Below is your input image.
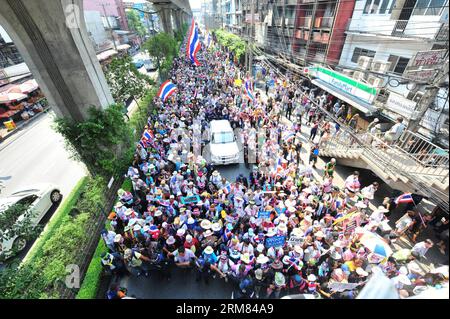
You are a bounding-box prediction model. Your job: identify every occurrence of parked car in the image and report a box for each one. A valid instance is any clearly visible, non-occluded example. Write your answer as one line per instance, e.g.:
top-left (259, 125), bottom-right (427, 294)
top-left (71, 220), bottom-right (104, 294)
top-left (144, 59), bottom-right (157, 72)
top-left (0, 183), bottom-right (61, 260)
top-left (133, 59), bottom-right (145, 69)
top-left (209, 120), bottom-right (240, 165)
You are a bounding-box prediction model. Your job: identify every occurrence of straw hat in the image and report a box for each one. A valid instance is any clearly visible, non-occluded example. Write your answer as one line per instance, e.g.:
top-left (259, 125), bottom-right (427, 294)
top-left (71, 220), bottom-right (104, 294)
top-left (356, 267), bottom-right (369, 277)
top-left (240, 253), bottom-right (251, 264)
top-left (114, 234), bottom-right (122, 243)
top-left (166, 236), bottom-right (176, 245)
top-left (256, 244), bottom-right (265, 253)
top-left (200, 219), bottom-right (212, 229)
top-left (211, 222), bottom-right (222, 232)
top-left (291, 228), bottom-right (303, 237)
top-left (256, 254), bottom-right (269, 264)
top-left (176, 228), bottom-right (186, 237)
top-left (266, 228), bottom-right (277, 237)
top-left (203, 246), bottom-right (214, 255)
top-left (204, 229), bottom-right (214, 237)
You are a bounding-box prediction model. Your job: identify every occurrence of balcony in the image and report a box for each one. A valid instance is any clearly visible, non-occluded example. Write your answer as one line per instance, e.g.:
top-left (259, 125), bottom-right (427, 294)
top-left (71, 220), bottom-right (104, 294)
top-left (302, 16), bottom-right (312, 28)
top-left (314, 16), bottom-right (334, 28)
top-left (391, 20), bottom-right (408, 37)
top-left (285, 18), bottom-right (295, 26)
top-left (312, 30), bottom-right (330, 44)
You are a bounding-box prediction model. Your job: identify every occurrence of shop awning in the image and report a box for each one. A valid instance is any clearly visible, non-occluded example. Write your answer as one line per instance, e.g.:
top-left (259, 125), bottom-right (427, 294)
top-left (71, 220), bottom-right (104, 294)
top-left (312, 79), bottom-right (379, 116)
top-left (96, 49), bottom-right (118, 62)
top-left (116, 44), bottom-right (131, 51)
top-left (0, 91), bottom-right (28, 104)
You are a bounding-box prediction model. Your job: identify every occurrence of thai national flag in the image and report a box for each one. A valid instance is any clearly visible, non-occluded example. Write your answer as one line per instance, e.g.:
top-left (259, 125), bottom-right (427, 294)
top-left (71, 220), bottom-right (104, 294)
top-left (157, 80), bottom-right (177, 102)
top-left (394, 193), bottom-right (414, 205)
top-left (187, 19), bottom-right (201, 66)
top-left (222, 184), bottom-right (232, 195)
top-left (244, 79), bottom-right (255, 102)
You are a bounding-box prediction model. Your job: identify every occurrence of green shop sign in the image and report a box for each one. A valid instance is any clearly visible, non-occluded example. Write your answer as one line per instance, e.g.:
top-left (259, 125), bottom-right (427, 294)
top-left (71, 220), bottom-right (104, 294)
top-left (311, 67), bottom-right (378, 103)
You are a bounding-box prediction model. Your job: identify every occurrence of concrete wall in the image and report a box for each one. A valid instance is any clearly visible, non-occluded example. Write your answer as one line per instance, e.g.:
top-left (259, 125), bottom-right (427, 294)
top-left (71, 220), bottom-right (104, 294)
top-left (84, 10), bottom-right (110, 48)
top-left (0, 0), bottom-right (114, 121)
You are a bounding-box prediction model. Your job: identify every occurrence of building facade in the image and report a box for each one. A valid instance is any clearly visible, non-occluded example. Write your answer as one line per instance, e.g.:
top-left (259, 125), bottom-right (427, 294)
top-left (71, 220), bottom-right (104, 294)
top-left (335, 0), bottom-right (449, 143)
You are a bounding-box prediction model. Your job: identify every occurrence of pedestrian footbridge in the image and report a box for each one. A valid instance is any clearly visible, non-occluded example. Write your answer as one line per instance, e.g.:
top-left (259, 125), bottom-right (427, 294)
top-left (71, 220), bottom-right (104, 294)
top-left (320, 128), bottom-right (449, 211)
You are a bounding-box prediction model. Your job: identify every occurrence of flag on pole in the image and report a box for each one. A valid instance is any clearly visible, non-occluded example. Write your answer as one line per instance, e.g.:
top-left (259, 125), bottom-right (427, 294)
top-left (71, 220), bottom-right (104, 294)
top-left (187, 19), bottom-right (201, 66)
top-left (394, 193), bottom-right (414, 205)
top-left (157, 80), bottom-right (177, 102)
top-left (244, 79), bottom-right (255, 101)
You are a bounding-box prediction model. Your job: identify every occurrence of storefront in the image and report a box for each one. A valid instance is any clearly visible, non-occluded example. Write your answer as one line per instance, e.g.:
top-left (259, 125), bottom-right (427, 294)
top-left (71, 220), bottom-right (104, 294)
top-left (309, 66), bottom-right (380, 129)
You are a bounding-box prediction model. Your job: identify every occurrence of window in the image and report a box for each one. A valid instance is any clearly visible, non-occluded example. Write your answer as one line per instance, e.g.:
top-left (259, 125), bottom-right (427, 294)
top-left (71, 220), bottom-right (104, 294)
top-left (212, 132), bottom-right (235, 144)
top-left (363, 0), bottom-right (373, 13)
top-left (389, 0), bottom-right (397, 13)
top-left (351, 47), bottom-right (376, 63)
top-left (371, 0), bottom-right (381, 13)
top-left (413, 0), bottom-right (447, 15)
top-left (388, 55), bottom-right (410, 74)
top-left (379, 0), bottom-right (390, 13)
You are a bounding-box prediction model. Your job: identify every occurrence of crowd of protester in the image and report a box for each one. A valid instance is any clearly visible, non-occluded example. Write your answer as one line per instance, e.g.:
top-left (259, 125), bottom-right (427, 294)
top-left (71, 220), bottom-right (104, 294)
top-left (101, 31), bottom-right (448, 299)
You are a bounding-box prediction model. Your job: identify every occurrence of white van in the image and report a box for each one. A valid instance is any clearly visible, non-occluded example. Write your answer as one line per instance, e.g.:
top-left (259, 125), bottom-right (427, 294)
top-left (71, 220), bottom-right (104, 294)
top-left (208, 120), bottom-right (240, 165)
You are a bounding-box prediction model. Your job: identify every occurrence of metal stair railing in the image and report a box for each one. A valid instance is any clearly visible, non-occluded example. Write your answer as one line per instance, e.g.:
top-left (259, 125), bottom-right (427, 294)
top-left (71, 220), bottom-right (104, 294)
top-left (298, 92), bottom-right (449, 212)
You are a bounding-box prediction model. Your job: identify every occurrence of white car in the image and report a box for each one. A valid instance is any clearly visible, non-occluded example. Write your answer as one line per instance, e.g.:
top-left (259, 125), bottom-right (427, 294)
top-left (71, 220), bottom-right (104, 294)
top-left (209, 120), bottom-right (240, 165)
top-left (0, 184), bottom-right (61, 260)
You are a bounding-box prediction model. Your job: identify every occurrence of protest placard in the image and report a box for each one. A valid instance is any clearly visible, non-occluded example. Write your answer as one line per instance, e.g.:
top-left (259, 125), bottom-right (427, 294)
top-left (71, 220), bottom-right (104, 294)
top-left (265, 236), bottom-right (286, 248)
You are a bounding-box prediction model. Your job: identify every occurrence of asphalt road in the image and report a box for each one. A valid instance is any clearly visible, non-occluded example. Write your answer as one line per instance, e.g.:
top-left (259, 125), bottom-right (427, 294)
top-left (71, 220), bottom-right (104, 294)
top-left (0, 110), bottom-right (87, 197)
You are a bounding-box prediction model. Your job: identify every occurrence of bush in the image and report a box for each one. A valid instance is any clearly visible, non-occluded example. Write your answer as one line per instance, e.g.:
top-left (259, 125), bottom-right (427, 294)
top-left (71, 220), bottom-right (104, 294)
top-left (0, 176), bottom-right (108, 299)
top-left (76, 239), bottom-right (107, 299)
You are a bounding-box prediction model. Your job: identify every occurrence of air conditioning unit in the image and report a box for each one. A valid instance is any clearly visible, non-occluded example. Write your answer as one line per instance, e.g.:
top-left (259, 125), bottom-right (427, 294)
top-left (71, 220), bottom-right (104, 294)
top-left (342, 69), bottom-right (353, 77)
top-left (357, 56), bottom-right (373, 70)
top-left (412, 91), bottom-right (424, 103)
top-left (353, 71), bottom-right (366, 81)
top-left (371, 61), bottom-right (391, 73)
top-left (367, 75), bottom-right (384, 87)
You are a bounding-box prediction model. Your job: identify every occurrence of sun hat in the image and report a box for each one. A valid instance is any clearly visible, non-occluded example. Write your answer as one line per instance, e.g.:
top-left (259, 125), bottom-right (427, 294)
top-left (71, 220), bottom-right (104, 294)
top-left (176, 228), bottom-right (186, 237)
top-left (278, 214), bottom-right (288, 222)
top-left (307, 274), bottom-right (317, 282)
top-left (204, 229), bottom-right (214, 237)
top-left (211, 222), bottom-right (222, 232)
top-left (291, 228), bottom-right (303, 237)
top-left (315, 230), bottom-right (325, 238)
top-left (355, 201), bottom-right (367, 209)
top-left (133, 224), bottom-right (141, 231)
top-left (271, 260), bottom-right (283, 270)
top-left (114, 201), bottom-right (123, 208)
top-left (256, 244), bottom-right (265, 253)
top-left (203, 246), bottom-right (214, 255)
top-left (200, 219), bottom-right (212, 229)
top-left (212, 170), bottom-right (220, 176)
top-left (186, 234), bottom-right (193, 243)
top-left (330, 250), bottom-right (342, 260)
top-left (166, 236), bottom-right (176, 245)
top-left (229, 249), bottom-right (241, 260)
top-left (154, 210), bottom-right (163, 217)
top-left (293, 244), bottom-right (303, 254)
top-left (256, 254), bottom-right (269, 264)
top-left (274, 272), bottom-right (286, 286)
top-left (287, 206), bottom-right (296, 213)
top-left (125, 208), bottom-right (134, 216)
top-left (255, 269), bottom-right (263, 280)
top-left (266, 228), bottom-right (277, 237)
top-left (282, 255), bottom-right (292, 265)
top-left (240, 253), bottom-right (251, 264)
top-left (114, 234), bottom-right (122, 243)
top-left (187, 217), bottom-right (195, 225)
top-left (356, 267), bottom-right (369, 277)
top-left (124, 249), bottom-right (132, 259)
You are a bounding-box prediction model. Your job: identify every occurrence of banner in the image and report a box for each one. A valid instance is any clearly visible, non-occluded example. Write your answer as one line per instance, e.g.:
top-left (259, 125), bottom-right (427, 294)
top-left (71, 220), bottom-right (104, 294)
top-left (258, 211), bottom-right (271, 219)
top-left (181, 195), bottom-right (201, 205)
top-left (265, 235), bottom-right (286, 248)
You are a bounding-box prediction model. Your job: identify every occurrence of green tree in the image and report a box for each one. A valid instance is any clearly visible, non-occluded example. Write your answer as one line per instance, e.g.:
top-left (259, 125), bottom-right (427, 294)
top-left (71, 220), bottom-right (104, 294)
top-left (143, 32), bottom-right (177, 81)
top-left (126, 10), bottom-right (146, 38)
top-left (105, 56), bottom-right (154, 105)
top-left (0, 203), bottom-right (41, 258)
top-left (53, 104), bottom-right (134, 178)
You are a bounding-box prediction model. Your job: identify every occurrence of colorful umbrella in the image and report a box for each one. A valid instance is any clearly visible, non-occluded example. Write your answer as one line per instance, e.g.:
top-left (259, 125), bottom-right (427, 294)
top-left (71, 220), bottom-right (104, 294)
top-left (359, 231), bottom-right (393, 258)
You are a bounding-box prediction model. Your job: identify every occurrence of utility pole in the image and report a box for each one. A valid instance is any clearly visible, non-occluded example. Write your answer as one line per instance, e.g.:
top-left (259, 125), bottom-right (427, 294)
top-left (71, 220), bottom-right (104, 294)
top-left (407, 55), bottom-right (449, 133)
top-left (249, 0), bottom-right (255, 75)
top-left (101, 3), bottom-right (118, 51)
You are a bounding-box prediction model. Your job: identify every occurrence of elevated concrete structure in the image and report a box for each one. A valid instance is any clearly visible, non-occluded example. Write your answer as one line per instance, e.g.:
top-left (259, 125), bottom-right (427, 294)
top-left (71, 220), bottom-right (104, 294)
top-left (149, 0), bottom-right (192, 35)
top-left (0, 0), bottom-right (114, 121)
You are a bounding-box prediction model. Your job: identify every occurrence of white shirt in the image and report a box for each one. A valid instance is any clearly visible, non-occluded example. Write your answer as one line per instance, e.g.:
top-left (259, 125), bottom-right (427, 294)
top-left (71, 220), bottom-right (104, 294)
top-left (173, 248), bottom-right (196, 263)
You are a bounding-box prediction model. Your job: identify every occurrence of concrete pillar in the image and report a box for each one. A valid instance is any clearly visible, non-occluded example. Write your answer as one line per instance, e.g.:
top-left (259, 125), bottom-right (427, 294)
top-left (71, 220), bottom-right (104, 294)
top-left (0, 0), bottom-right (114, 122)
top-left (158, 7), bottom-right (174, 36)
top-left (173, 10), bottom-right (182, 31)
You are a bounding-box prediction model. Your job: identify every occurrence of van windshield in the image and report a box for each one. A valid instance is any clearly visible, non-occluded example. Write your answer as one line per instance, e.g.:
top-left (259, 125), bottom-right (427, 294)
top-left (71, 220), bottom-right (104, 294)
top-left (212, 132), bottom-right (235, 144)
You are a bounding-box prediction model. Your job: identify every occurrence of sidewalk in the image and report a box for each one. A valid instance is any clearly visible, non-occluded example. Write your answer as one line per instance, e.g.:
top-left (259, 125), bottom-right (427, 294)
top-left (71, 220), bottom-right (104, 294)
top-left (0, 108), bottom-right (50, 143)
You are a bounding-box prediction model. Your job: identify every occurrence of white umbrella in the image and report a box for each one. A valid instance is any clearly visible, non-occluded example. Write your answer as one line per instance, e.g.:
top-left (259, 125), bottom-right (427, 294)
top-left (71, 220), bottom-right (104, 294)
top-left (359, 231), bottom-right (393, 258)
